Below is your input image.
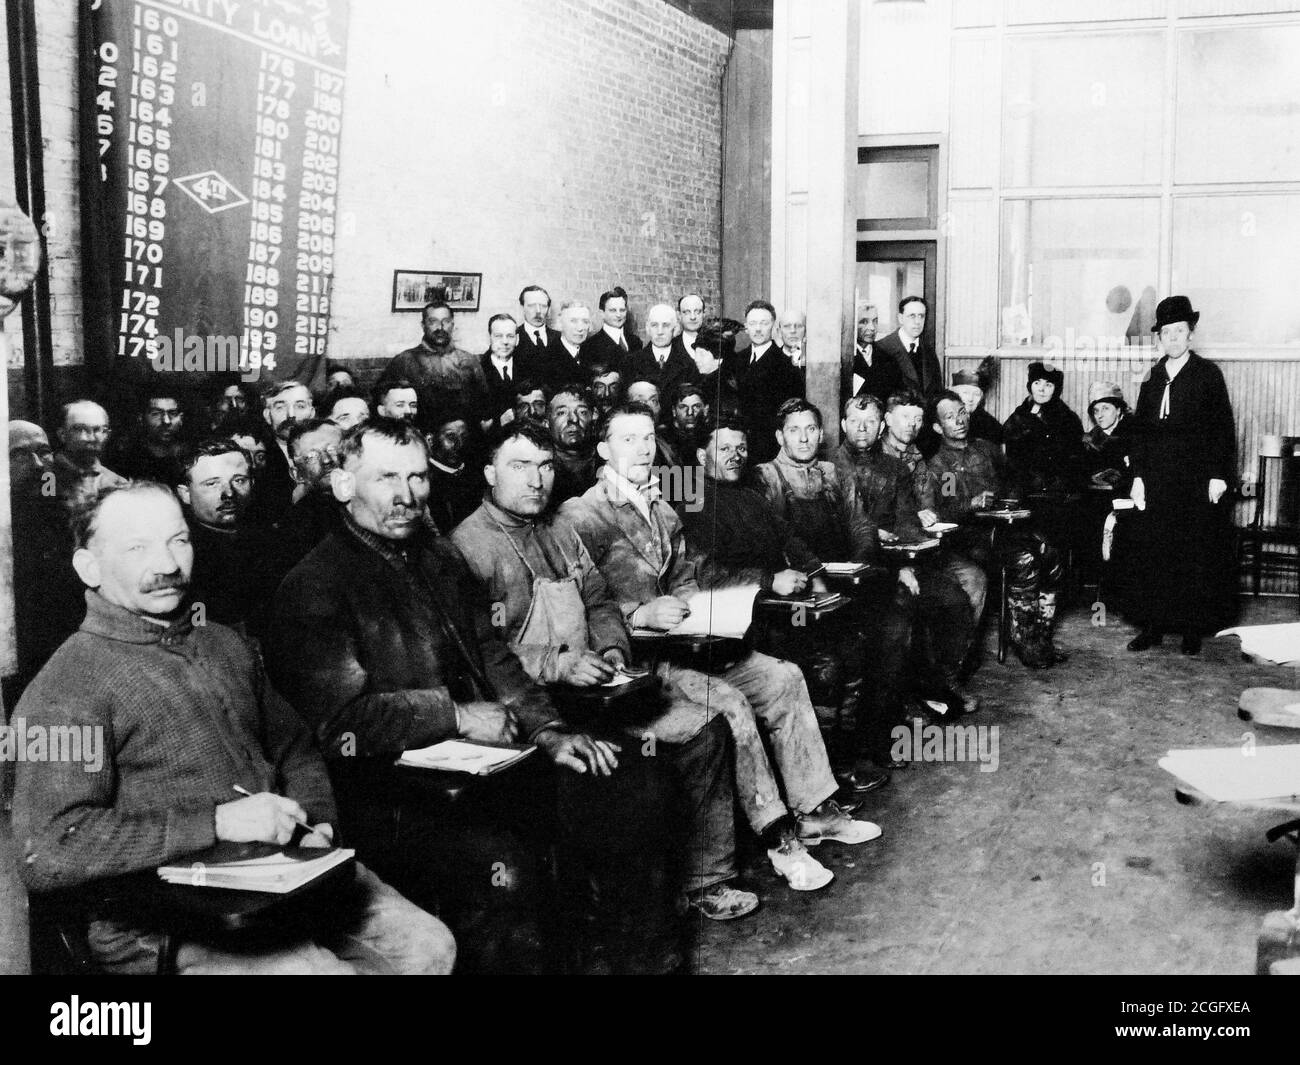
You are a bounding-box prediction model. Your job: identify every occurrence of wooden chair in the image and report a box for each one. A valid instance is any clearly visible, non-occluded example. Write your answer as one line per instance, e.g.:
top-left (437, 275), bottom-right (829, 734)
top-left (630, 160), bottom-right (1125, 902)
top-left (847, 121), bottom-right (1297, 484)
top-left (1238, 436), bottom-right (1300, 608)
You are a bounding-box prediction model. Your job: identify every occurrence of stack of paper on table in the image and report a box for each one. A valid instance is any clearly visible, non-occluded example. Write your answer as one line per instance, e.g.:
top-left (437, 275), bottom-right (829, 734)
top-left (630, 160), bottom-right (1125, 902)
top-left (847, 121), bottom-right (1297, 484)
top-left (397, 739), bottom-right (536, 775)
top-left (822, 562), bottom-right (868, 577)
top-left (158, 843), bottom-right (355, 893)
top-left (631, 586), bottom-right (758, 640)
top-left (1158, 744), bottom-right (1300, 803)
top-left (1216, 623), bottom-right (1300, 667)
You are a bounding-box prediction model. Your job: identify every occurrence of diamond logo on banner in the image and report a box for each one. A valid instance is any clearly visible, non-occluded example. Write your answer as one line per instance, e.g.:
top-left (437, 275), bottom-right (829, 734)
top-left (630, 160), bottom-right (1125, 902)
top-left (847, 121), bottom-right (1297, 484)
top-left (174, 171), bottom-right (250, 214)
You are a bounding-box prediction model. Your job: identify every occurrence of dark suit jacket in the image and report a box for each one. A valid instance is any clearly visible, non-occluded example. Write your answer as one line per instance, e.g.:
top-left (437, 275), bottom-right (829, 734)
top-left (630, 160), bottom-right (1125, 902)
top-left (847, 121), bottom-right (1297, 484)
top-left (537, 340), bottom-right (594, 390)
top-left (729, 343), bottom-right (806, 464)
top-left (515, 324), bottom-right (564, 384)
top-left (845, 343), bottom-right (905, 405)
top-left (621, 339), bottom-right (701, 409)
top-left (580, 327), bottom-right (642, 373)
top-left (480, 351), bottom-right (543, 422)
top-left (875, 330), bottom-right (943, 397)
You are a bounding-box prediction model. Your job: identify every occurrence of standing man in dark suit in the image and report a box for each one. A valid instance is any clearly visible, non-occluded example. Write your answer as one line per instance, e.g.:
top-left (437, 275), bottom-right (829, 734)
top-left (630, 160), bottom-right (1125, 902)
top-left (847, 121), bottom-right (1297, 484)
top-left (545, 300), bottom-right (596, 387)
top-left (731, 299), bottom-right (805, 464)
top-left (514, 284), bottom-right (562, 370)
top-left (620, 303), bottom-right (699, 410)
top-left (875, 296), bottom-right (942, 398)
top-left (481, 312), bottom-right (538, 429)
top-left (847, 305), bottom-right (903, 404)
top-left (677, 293), bottom-right (706, 358)
top-left (580, 286), bottom-right (642, 371)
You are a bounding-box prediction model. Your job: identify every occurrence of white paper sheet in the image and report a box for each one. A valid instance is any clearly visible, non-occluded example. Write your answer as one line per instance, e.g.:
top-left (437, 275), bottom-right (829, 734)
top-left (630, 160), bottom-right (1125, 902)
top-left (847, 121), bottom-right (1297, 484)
top-left (1216, 623), bottom-right (1300, 667)
top-left (667, 586), bottom-right (759, 639)
top-left (1158, 744), bottom-right (1300, 803)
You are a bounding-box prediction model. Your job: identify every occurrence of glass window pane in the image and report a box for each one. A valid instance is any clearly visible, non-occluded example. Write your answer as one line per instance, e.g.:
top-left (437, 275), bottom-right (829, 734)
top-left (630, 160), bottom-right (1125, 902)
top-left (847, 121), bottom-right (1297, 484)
top-left (859, 159), bottom-right (930, 222)
top-left (1000, 198), bottom-right (1160, 346)
top-left (1172, 194), bottom-right (1300, 346)
top-left (856, 260), bottom-right (925, 336)
top-left (1176, 26), bottom-right (1300, 184)
top-left (1003, 34), bottom-right (1164, 187)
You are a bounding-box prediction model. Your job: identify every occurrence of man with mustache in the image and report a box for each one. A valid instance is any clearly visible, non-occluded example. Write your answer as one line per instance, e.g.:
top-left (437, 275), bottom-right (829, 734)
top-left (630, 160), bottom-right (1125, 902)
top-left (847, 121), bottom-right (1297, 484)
top-left (267, 417), bottom-right (680, 972)
top-left (13, 482), bottom-right (455, 975)
top-left (175, 438), bottom-right (280, 643)
top-left (378, 301), bottom-right (491, 428)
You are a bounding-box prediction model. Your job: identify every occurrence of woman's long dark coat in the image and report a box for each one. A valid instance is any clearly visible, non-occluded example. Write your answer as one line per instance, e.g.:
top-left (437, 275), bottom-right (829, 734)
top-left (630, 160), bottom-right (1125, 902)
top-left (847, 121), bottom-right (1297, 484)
top-left (1125, 351), bottom-right (1237, 632)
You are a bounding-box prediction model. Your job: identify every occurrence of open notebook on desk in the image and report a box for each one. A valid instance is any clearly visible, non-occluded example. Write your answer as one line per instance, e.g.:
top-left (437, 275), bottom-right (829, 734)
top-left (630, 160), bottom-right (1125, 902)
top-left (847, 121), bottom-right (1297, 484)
top-left (397, 739), bottom-right (536, 775)
top-left (630, 585), bottom-right (759, 640)
top-left (158, 842), bottom-right (355, 894)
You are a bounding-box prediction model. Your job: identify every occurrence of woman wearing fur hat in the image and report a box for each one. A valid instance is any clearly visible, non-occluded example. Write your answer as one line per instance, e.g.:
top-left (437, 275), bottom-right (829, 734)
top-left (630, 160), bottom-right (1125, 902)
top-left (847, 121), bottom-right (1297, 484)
top-left (1125, 297), bottom-right (1237, 655)
top-left (1002, 362), bottom-right (1086, 498)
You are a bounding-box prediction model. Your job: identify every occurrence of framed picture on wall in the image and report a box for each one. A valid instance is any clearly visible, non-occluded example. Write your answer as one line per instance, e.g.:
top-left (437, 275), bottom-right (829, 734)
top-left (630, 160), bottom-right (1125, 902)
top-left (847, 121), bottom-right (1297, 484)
top-left (391, 270), bottom-right (482, 312)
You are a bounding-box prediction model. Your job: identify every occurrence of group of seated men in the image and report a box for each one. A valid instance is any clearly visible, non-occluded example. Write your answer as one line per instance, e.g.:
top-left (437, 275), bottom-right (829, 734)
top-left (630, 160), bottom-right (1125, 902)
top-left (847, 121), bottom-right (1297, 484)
top-left (4, 283), bottom-right (1122, 974)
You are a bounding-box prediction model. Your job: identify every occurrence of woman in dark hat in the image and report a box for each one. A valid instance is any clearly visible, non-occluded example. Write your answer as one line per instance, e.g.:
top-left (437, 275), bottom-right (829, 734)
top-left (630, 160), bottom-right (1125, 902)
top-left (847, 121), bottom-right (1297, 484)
top-left (1125, 296), bottom-right (1236, 654)
top-left (1002, 361), bottom-right (1086, 497)
top-left (1082, 381), bottom-right (1136, 492)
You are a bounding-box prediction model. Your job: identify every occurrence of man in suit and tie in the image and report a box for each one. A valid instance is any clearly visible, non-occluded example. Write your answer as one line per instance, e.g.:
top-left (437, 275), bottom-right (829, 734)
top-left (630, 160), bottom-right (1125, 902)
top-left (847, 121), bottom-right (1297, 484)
top-left (847, 305), bottom-right (903, 404)
top-left (514, 284), bottom-right (563, 369)
top-left (545, 301), bottom-right (596, 387)
top-left (677, 293), bottom-right (706, 358)
top-left (777, 309), bottom-right (807, 370)
top-left (481, 313), bottom-right (538, 429)
top-left (621, 303), bottom-right (699, 410)
top-left (581, 286), bottom-right (642, 371)
top-left (874, 296), bottom-right (942, 398)
top-left (731, 299), bottom-right (805, 464)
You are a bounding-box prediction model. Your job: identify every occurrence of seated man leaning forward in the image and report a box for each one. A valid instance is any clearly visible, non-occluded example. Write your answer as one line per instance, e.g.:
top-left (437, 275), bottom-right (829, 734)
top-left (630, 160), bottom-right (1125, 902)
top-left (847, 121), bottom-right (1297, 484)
top-left (560, 403), bottom-right (880, 893)
top-left (266, 417), bottom-right (686, 972)
top-left (451, 421), bottom-right (757, 922)
top-left (11, 482), bottom-right (454, 975)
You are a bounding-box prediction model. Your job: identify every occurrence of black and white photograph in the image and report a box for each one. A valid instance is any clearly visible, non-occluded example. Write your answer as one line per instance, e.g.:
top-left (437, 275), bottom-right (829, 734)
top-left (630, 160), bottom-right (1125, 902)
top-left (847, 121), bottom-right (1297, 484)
top-left (1, 0), bottom-right (1299, 1037)
top-left (391, 269), bottom-right (482, 313)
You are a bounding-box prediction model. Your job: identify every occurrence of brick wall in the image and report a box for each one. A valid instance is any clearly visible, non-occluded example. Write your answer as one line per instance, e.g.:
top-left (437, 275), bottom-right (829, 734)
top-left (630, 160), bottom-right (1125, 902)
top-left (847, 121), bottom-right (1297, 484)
top-left (1, 1), bottom-right (730, 403)
top-left (328, 0), bottom-right (732, 361)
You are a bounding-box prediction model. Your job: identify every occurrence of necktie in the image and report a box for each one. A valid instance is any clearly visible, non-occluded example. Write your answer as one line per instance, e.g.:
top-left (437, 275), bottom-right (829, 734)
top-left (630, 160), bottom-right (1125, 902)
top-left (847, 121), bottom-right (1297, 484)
top-left (534, 330), bottom-right (544, 347)
top-left (618, 334), bottom-right (627, 352)
top-left (657, 350), bottom-right (666, 367)
top-left (1159, 379), bottom-right (1172, 420)
top-left (503, 363), bottom-right (511, 382)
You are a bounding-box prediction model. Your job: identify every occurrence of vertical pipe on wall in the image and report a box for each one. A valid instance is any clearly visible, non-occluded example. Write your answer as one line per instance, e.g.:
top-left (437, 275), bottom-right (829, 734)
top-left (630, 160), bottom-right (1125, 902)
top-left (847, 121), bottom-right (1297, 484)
top-left (7, 0), bottom-right (55, 426)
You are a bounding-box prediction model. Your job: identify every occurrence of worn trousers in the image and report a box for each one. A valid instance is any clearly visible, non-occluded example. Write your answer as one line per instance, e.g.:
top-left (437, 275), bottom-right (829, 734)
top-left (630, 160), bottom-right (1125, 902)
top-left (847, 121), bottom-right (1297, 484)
top-left (87, 863), bottom-right (456, 975)
top-left (659, 651), bottom-right (839, 834)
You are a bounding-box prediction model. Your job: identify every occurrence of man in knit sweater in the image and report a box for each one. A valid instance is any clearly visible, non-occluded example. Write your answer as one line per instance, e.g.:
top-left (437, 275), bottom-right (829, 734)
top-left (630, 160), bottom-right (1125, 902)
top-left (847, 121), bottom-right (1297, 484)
top-left (11, 482), bottom-right (454, 975)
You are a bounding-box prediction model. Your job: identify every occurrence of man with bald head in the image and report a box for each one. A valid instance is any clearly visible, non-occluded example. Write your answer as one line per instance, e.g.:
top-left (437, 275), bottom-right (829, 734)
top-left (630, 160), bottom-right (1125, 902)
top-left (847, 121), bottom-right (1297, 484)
top-left (777, 309), bottom-right (807, 370)
top-left (53, 400), bottom-right (126, 513)
top-left (621, 302), bottom-right (699, 418)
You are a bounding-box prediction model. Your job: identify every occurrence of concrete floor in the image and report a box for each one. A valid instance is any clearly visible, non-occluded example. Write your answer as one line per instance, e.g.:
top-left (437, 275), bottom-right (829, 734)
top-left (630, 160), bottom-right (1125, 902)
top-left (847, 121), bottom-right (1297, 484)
top-left (2, 598), bottom-right (1296, 976)
top-left (695, 597), bottom-right (1300, 975)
